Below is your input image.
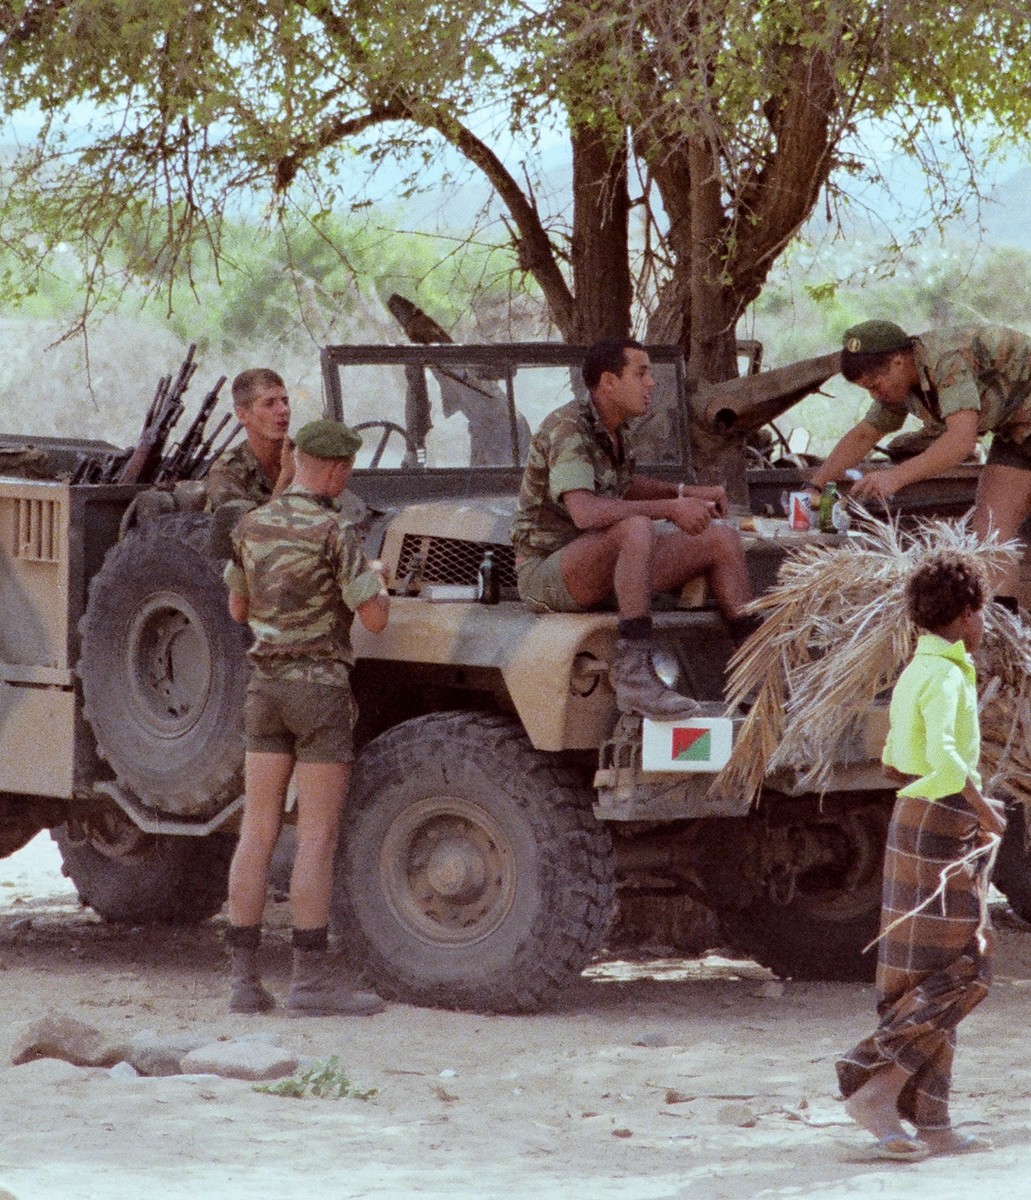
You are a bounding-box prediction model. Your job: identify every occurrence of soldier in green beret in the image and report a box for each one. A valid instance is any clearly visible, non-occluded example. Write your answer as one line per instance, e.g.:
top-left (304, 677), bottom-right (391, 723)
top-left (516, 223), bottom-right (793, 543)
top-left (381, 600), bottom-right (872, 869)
top-left (222, 419), bottom-right (388, 1016)
top-left (511, 338), bottom-right (756, 719)
top-left (205, 368), bottom-right (295, 511)
top-left (810, 321), bottom-right (1031, 609)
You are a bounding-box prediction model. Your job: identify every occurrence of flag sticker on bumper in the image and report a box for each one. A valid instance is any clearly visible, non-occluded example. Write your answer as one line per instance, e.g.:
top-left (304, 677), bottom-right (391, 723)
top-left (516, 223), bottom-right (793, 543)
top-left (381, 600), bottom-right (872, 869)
top-left (641, 717), bottom-right (734, 772)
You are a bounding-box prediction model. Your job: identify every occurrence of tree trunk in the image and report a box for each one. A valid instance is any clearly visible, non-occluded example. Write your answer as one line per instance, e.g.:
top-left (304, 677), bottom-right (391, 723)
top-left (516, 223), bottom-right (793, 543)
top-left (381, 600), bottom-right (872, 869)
top-left (567, 125), bottom-right (632, 342)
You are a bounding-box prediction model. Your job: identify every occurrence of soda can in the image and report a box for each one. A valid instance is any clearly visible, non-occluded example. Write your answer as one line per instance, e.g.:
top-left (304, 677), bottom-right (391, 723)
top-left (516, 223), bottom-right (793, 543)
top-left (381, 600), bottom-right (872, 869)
top-left (788, 492), bottom-right (812, 531)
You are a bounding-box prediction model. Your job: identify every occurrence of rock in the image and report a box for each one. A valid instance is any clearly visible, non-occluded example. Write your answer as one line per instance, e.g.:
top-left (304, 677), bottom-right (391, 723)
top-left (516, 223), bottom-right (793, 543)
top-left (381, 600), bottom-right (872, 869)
top-left (753, 980), bottom-right (786, 1000)
top-left (180, 1040), bottom-right (298, 1082)
top-left (631, 1031), bottom-right (669, 1048)
top-left (108, 1061), bottom-right (140, 1080)
top-left (717, 1102), bottom-right (758, 1127)
top-left (126, 1030), bottom-right (208, 1077)
top-left (7, 1057), bottom-right (83, 1085)
top-left (10, 1013), bottom-right (124, 1068)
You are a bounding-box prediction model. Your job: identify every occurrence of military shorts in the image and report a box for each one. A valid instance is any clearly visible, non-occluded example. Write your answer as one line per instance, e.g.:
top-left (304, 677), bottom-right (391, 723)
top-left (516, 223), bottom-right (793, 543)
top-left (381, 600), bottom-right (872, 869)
top-left (516, 549), bottom-right (586, 614)
top-left (986, 435), bottom-right (1031, 472)
top-left (244, 675), bottom-right (358, 763)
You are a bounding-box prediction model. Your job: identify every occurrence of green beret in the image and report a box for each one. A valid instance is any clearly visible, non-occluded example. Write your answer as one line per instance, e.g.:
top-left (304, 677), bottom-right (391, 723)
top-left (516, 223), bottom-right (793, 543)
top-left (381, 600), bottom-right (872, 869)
top-left (293, 419), bottom-right (362, 461)
top-left (842, 320), bottom-right (910, 355)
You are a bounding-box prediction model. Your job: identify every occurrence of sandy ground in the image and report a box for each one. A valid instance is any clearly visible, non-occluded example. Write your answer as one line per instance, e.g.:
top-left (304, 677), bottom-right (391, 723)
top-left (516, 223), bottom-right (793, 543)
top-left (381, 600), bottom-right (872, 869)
top-left (2, 833), bottom-right (1030, 1200)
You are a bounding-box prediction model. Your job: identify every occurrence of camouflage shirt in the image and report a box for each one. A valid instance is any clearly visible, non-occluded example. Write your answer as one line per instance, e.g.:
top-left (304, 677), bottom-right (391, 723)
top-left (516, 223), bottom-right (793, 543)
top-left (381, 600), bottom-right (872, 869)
top-left (224, 484), bottom-right (382, 685)
top-left (205, 441), bottom-right (275, 511)
top-left (864, 324), bottom-right (1031, 444)
top-left (511, 395), bottom-right (635, 558)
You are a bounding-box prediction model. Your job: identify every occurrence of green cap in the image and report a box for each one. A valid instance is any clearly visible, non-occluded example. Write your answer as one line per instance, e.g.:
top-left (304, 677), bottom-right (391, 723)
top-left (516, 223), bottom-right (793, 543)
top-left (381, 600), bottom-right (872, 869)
top-left (842, 320), bottom-right (910, 355)
top-left (293, 419), bottom-right (362, 460)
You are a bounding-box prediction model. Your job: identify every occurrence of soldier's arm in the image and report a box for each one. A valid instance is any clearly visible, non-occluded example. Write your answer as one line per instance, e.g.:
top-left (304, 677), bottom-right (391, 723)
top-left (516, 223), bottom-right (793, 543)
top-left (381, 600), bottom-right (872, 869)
top-left (810, 421), bottom-right (883, 490)
top-left (563, 488), bottom-right (712, 536)
top-left (228, 591), bottom-right (249, 623)
top-left (627, 476), bottom-right (728, 516)
top-left (850, 410), bottom-right (978, 502)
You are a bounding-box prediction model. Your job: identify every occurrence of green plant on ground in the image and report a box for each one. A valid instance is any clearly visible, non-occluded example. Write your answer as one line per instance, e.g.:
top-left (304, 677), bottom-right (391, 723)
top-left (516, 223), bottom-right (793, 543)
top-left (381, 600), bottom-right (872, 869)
top-left (254, 1056), bottom-right (377, 1101)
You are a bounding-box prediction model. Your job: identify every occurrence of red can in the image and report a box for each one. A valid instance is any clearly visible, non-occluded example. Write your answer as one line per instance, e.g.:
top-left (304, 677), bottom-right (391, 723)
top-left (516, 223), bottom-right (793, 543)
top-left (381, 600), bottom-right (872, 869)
top-left (788, 492), bottom-right (812, 531)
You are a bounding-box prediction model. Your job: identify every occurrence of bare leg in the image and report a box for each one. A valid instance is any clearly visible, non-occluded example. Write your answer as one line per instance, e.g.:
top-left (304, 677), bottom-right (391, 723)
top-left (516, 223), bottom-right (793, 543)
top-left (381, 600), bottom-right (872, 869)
top-left (651, 525), bottom-right (752, 619)
top-left (843, 1063), bottom-right (912, 1140)
top-left (290, 760), bottom-right (350, 930)
top-left (228, 750), bottom-right (293, 927)
top-left (973, 463), bottom-right (1031, 594)
top-left (559, 515), bottom-right (655, 616)
top-left (558, 517), bottom-right (753, 620)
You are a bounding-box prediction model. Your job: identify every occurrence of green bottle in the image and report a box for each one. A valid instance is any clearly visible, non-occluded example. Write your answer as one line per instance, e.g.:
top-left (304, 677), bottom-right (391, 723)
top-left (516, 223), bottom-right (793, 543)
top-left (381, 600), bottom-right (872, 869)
top-left (818, 483), bottom-right (838, 533)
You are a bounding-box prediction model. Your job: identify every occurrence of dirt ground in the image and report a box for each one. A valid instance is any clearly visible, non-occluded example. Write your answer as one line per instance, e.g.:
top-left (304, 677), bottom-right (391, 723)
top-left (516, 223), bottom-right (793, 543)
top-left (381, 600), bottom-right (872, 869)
top-left (2, 834), bottom-right (1030, 1200)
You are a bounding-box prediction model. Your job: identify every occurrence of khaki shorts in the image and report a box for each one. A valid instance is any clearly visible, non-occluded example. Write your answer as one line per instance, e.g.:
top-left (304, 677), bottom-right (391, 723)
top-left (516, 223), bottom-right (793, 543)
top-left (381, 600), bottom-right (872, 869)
top-left (516, 550), bottom-right (584, 613)
top-left (245, 676), bottom-right (358, 762)
top-left (986, 435), bottom-right (1031, 472)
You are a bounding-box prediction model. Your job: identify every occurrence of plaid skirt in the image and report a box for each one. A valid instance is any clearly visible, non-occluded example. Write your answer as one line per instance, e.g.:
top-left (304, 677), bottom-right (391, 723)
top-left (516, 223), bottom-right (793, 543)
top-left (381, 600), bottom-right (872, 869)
top-left (835, 792), bottom-right (993, 1130)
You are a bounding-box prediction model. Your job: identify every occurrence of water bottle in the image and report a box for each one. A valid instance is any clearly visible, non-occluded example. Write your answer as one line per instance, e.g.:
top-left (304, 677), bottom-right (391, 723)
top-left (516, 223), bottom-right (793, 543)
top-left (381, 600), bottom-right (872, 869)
top-left (477, 549), bottom-right (499, 604)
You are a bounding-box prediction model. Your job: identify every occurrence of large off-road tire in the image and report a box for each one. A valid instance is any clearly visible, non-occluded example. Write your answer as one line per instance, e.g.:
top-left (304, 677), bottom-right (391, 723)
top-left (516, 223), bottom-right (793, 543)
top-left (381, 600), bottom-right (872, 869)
top-left (993, 801), bottom-right (1031, 923)
top-left (78, 513), bottom-right (249, 818)
top-left (333, 711), bottom-right (616, 1012)
top-left (53, 826), bottom-right (234, 924)
top-left (718, 802), bottom-right (889, 982)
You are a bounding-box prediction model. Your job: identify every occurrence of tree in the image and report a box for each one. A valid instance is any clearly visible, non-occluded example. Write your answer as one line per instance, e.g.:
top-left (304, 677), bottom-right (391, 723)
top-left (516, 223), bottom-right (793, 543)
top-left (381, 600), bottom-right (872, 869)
top-left (2, 0), bottom-right (1030, 484)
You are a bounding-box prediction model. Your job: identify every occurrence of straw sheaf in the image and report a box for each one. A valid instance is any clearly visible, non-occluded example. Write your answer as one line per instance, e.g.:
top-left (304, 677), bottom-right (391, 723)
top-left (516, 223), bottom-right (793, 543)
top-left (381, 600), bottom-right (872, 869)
top-left (715, 514), bottom-right (1031, 810)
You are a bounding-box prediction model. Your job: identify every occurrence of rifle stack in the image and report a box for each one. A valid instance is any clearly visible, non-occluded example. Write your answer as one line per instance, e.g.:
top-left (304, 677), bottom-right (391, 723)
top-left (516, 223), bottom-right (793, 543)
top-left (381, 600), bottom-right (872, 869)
top-left (71, 346), bottom-right (239, 486)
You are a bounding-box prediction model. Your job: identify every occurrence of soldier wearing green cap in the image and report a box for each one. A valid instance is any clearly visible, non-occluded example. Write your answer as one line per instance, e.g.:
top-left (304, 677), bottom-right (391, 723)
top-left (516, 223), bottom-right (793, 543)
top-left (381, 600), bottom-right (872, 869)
top-left (222, 418), bottom-right (389, 1017)
top-left (810, 322), bottom-right (1031, 608)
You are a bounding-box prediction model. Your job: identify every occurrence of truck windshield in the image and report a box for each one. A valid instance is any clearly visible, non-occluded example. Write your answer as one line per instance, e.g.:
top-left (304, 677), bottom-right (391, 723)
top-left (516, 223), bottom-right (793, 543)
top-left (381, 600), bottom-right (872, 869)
top-left (320, 344), bottom-right (690, 474)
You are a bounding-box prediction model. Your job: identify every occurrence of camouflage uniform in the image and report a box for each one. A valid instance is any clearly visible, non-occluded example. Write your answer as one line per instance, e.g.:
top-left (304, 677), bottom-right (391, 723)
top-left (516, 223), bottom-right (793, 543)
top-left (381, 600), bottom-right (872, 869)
top-left (863, 325), bottom-right (1031, 454)
top-left (511, 396), bottom-right (635, 559)
top-left (224, 484), bottom-right (382, 687)
top-left (206, 441), bottom-right (274, 511)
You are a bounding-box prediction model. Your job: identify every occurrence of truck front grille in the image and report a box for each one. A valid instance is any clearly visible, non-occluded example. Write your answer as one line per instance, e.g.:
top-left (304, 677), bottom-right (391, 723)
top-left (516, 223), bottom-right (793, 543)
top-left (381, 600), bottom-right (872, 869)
top-left (397, 534), bottom-right (518, 589)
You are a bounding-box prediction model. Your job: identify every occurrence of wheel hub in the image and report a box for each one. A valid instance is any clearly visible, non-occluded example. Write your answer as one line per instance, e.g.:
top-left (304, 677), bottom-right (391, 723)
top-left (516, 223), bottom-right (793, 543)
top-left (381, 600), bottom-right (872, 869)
top-left (424, 836), bottom-right (488, 900)
top-left (380, 796), bottom-right (517, 945)
top-left (126, 592), bottom-right (213, 736)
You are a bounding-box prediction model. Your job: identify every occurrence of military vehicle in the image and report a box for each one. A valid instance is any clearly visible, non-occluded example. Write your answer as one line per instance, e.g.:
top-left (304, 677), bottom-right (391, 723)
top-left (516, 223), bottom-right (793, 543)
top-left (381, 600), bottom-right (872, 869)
top-left (1, 339), bottom-right (1027, 1012)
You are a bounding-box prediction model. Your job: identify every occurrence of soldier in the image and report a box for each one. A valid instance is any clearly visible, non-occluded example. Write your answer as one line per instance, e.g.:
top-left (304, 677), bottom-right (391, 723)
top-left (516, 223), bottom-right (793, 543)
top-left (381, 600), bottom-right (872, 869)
top-left (205, 368), bottom-right (294, 511)
top-left (222, 419), bottom-right (389, 1017)
top-left (810, 321), bottom-right (1031, 609)
top-left (511, 337), bottom-right (756, 719)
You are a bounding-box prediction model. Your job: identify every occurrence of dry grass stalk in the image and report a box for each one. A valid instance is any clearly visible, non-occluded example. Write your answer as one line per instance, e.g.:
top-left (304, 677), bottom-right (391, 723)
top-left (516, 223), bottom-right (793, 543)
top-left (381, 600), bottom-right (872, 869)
top-left (715, 515), bottom-right (1031, 809)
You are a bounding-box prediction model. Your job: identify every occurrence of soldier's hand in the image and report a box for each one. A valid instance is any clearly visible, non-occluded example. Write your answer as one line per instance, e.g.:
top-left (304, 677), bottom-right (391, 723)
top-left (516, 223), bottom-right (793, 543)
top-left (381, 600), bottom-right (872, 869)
top-left (850, 469), bottom-right (898, 503)
top-left (669, 496), bottom-right (712, 535)
top-left (685, 484), bottom-right (729, 517)
top-left (278, 438), bottom-right (296, 486)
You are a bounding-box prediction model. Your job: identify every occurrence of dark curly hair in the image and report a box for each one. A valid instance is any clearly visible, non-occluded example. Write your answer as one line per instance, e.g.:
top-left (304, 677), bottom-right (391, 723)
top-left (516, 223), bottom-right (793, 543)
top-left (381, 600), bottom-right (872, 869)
top-left (905, 551), bottom-right (987, 632)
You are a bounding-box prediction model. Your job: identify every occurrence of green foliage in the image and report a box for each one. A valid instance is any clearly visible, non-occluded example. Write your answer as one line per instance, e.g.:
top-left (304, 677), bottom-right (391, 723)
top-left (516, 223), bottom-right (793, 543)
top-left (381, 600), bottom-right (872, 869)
top-left (253, 1056), bottom-right (377, 1102)
top-left (1, 0), bottom-right (1030, 364)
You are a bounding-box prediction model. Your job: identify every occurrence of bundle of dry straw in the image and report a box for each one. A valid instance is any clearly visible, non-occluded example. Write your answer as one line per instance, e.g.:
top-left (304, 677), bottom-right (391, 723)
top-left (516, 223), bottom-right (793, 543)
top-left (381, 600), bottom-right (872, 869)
top-left (715, 515), bottom-right (1031, 810)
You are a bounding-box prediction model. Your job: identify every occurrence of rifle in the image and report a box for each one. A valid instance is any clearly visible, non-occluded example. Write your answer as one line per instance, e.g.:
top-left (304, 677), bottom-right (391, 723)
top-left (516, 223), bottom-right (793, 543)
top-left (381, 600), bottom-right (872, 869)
top-left (155, 373), bottom-right (227, 483)
top-left (183, 411), bottom-right (231, 479)
top-left (116, 344), bottom-right (197, 486)
top-left (192, 419), bottom-right (241, 480)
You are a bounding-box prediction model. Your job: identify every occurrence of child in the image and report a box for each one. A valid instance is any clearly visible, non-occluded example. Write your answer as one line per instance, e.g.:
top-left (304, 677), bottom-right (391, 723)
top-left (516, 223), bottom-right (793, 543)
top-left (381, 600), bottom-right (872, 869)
top-left (835, 550), bottom-right (1006, 1161)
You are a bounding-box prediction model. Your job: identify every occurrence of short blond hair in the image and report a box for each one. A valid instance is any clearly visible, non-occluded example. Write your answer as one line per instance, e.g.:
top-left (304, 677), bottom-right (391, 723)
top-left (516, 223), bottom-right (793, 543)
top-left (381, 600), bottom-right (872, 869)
top-left (231, 368), bottom-right (284, 410)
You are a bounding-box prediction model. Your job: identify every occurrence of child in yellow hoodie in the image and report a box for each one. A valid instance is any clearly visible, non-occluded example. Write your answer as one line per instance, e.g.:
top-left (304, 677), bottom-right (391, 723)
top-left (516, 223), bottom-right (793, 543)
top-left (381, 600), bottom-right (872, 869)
top-left (836, 550), bottom-right (1006, 1161)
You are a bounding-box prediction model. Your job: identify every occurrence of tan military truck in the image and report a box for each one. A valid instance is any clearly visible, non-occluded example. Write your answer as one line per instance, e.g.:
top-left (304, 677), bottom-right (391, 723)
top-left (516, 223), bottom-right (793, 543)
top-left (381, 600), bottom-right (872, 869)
top-left (1, 342), bottom-right (1027, 1012)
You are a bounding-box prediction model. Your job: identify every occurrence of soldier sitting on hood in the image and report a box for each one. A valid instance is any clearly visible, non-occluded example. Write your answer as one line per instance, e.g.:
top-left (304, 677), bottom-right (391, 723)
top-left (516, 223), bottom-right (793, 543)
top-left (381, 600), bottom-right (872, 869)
top-left (511, 337), bottom-right (757, 720)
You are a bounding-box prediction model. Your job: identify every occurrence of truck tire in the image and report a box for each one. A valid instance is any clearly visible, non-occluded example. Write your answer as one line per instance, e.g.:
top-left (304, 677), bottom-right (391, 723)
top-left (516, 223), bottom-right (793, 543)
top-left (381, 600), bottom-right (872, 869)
top-left (993, 801), bottom-right (1031, 923)
top-left (53, 827), bottom-right (234, 924)
top-left (78, 513), bottom-right (249, 818)
top-left (333, 711), bottom-right (615, 1012)
top-left (718, 803), bottom-right (889, 982)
